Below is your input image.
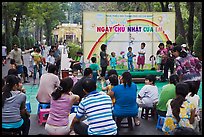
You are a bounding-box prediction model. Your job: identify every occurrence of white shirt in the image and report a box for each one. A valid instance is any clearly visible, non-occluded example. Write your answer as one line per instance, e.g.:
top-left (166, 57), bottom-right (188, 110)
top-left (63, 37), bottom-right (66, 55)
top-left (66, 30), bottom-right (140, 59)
top-left (138, 84), bottom-right (159, 106)
top-left (46, 55), bottom-right (55, 65)
top-left (2, 46), bottom-right (7, 57)
top-left (10, 48), bottom-right (22, 65)
top-left (138, 49), bottom-right (146, 56)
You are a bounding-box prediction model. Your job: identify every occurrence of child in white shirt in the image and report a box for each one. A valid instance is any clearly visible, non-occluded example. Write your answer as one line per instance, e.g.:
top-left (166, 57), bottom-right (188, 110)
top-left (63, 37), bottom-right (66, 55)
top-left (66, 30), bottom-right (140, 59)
top-left (46, 49), bottom-right (55, 71)
top-left (137, 75), bottom-right (159, 108)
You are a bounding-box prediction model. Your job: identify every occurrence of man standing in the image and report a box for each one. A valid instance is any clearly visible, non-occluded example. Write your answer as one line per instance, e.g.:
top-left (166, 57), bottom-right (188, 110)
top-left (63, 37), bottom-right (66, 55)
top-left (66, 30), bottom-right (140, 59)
top-left (53, 44), bottom-right (61, 73)
top-left (162, 40), bottom-right (175, 81)
top-left (10, 44), bottom-right (29, 83)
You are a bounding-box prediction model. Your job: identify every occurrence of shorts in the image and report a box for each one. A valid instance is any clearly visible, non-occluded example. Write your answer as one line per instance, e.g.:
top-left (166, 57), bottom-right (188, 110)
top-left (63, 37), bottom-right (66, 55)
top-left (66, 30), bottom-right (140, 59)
top-left (137, 56), bottom-right (145, 65)
top-left (17, 65), bottom-right (23, 74)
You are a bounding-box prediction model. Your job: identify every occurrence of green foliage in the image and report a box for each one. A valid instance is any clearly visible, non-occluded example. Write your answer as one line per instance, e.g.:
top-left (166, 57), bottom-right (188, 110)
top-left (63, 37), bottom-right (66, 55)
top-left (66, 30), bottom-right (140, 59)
top-left (20, 37), bottom-right (25, 51)
top-left (12, 35), bottom-right (21, 47)
top-left (67, 42), bottom-right (82, 59)
top-left (7, 36), bottom-right (13, 53)
top-left (193, 32), bottom-right (202, 60)
top-left (30, 37), bottom-right (35, 48)
top-left (25, 37), bottom-right (30, 50)
top-left (175, 35), bottom-right (186, 45)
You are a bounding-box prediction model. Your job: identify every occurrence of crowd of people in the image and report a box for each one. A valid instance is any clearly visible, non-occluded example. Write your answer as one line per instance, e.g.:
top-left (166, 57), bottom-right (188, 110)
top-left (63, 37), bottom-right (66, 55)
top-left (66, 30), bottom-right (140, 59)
top-left (2, 40), bottom-right (202, 135)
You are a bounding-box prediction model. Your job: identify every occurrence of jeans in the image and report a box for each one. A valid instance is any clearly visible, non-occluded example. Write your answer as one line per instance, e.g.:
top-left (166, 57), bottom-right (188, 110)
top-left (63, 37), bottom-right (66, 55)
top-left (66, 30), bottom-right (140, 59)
top-left (33, 64), bottom-right (42, 80)
top-left (128, 61), bottom-right (134, 71)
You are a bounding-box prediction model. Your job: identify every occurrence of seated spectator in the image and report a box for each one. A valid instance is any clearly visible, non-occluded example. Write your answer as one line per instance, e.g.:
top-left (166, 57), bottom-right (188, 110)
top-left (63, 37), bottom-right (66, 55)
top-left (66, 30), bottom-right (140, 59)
top-left (8, 68), bottom-right (18, 76)
top-left (104, 69), bottom-right (118, 85)
top-left (70, 78), bottom-right (117, 135)
top-left (156, 74), bottom-right (179, 117)
top-left (137, 75), bottom-right (159, 108)
top-left (101, 74), bottom-right (118, 104)
top-left (162, 82), bottom-right (196, 135)
top-left (69, 68), bottom-right (79, 86)
top-left (71, 68), bottom-right (93, 103)
top-left (36, 64), bottom-right (60, 104)
top-left (172, 127), bottom-right (198, 135)
top-left (185, 81), bottom-right (201, 132)
top-left (109, 72), bottom-right (140, 126)
top-left (2, 75), bottom-right (30, 135)
top-left (10, 59), bottom-right (17, 69)
top-left (45, 77), bottom-right (80, 135)
top-left (70, 51), bottom-right (84, 74)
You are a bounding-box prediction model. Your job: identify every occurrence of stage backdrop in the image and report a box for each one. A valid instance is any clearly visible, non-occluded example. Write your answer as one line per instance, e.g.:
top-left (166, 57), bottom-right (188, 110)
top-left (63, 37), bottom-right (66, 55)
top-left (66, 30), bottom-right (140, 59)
top-left (83, 12), bottom-right (175, 70)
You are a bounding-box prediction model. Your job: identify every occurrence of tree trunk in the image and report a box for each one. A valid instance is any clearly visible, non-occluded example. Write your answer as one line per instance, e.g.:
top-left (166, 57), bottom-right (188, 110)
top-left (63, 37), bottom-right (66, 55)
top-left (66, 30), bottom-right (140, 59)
top-left (12, 13), bottom-right (21, 36)
top-left (174, 2), bottom-right (186, 40)
top-left (160, 2), bottom-right (169, 12)
top-left (187, 2), bottom-right (194, 51)
top-left (145, 2), bottom-right (152, 12)
top-left (45, 19), bottom-right (51, 46)
top-left (12, 2), bottom-right (26, 36)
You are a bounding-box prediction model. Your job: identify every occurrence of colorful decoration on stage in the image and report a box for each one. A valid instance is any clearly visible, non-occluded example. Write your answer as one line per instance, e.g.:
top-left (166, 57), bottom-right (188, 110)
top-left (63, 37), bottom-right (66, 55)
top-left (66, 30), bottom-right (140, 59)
top-left (83, 12), bottom-right (175, 69)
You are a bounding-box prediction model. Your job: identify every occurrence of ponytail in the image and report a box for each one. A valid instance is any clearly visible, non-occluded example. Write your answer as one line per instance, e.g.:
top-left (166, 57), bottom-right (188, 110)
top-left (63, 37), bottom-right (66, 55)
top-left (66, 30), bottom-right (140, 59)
top-left (51, 86), bottom-right (63, 100)
top-left (51, 77), bottom-right (73, 100)
top-left (170, 95), bottom-right (186, 123)
top-left (2, 75), bottom-right (18, 108)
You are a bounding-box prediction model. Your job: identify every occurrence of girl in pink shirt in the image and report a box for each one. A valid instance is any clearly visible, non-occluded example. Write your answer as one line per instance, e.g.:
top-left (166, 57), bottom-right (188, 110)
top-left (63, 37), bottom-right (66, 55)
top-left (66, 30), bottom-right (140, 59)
top-left (45, 77), bottom-right (80, 135)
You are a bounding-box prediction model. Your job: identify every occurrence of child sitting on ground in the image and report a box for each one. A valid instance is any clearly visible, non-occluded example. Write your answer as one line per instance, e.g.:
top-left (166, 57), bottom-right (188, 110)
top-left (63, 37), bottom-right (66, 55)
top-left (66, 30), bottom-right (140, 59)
top-left (137, 74), bottom-right (159, 108)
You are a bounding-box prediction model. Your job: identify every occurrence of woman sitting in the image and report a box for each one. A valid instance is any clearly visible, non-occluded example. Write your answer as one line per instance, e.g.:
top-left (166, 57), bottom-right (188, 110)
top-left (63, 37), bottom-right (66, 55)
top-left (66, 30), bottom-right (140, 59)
top-left (2, 75), bottom-right (30, 135)
top-left (45, 77), bottom-right (80, 135)
top-left (109, 72), bottom-right (140, 126)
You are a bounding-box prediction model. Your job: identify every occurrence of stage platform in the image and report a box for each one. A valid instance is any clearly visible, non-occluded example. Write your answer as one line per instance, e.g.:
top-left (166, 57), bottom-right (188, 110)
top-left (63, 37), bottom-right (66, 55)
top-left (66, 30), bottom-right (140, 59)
top-left (116, 70), bottom-right (163, 78)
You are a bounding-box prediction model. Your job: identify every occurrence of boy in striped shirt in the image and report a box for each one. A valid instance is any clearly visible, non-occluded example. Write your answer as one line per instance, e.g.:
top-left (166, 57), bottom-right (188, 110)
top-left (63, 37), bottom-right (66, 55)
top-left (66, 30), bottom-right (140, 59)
top-left (70, 78), bottom-right (117, 135)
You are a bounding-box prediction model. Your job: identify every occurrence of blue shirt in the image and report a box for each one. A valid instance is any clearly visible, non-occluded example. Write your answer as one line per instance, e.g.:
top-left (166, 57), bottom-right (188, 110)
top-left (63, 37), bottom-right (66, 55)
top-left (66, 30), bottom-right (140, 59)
top-left (110, 57), bottom-right (117, 67)
top-left (76, 91), bottom-right (117, 135)
top-left (112, 83), bottom-right (138, 117)
top-left (127, 52), bottom-right (134, 61)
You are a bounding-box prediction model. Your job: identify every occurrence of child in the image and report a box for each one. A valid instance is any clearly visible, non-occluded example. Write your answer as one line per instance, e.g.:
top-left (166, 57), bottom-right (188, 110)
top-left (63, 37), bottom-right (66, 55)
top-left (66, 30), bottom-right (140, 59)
top-left (127, 47), bottom-right (135, 71)
top-left (185, 82), bottom-right (201, 132)
top-left (137, 74), bottom-right (159, 108)
top-left (162, 82), bottom-right (196, 135)
top-left (156, 50), bottom-right (162, 72)
top-left (8, 59), bottom-right (18, 76)
top-left (89, 57), bottom-right (100, 83)
top-left (101, 74), bottom-right (118, 104)
top-left (70, 68), bottom-right (79, 86)
top-left (28, 51), bottom-right (34, 77)
top-left (137, 42), bottom-right (146, 71)
top-left (10, 59), bottom-right (17, 69)
top-left (46, 49), bottom-right (55, 71)
top-left (110, 52), bottom-right (117, 70)
top-left (31, 48), bottom-right (43, 84)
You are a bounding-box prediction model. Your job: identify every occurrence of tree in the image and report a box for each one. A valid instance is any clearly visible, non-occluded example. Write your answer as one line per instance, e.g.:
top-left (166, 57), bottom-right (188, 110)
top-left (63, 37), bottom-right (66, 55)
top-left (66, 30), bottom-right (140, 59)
top-left (160, 2), bottom-right (169, 12)
top-left (12, 35), bottom-right (21, 47)
top-left (174, 2), bottom-right (186, 39)
top-left (175, 35), bottom-right (186, 45)
top-left (193, 32), bottom-right (202, 60)
top-left (186, 2), bottom-right (194, 52)
top-left (20, 37), bottom-right (25, 51)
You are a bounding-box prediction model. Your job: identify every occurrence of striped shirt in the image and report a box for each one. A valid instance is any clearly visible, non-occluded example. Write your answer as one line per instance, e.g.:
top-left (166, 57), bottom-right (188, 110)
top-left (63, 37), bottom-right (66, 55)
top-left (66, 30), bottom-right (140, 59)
top-left (76, 91), bottom-right (117, 135)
